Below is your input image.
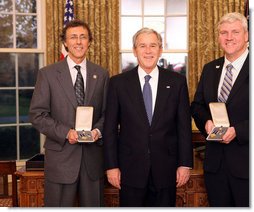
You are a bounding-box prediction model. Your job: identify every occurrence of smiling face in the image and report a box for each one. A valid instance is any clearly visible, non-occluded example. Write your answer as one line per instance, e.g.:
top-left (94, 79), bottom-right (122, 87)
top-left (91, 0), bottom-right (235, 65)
top-left (133, 32), bottom-right (162, 74)
top-left (64, 26), bottom-right (90, 64)
top-left (218, 20), bottom-right (248, 62)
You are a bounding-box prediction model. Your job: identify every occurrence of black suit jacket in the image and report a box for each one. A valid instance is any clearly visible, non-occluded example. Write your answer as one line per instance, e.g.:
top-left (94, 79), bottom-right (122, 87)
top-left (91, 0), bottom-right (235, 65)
top-left (191, 55), bottom-right (249, 179)
top-left (104, 66), bottom-right (193, 189)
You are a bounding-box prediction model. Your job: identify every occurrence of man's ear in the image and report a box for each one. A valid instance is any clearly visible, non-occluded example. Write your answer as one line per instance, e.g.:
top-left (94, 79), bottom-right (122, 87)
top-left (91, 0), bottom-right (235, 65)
top-left (63, 43), bottom-right (68, 52)
top-left (133, 47), bottom-right (137, 57)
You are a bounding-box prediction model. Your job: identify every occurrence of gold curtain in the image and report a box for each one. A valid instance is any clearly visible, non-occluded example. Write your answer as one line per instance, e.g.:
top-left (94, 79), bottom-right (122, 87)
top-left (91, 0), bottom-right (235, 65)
top-left (46, 0), bottom-right (119, 76)
top-left (188, 0), bottom-right (245, 101)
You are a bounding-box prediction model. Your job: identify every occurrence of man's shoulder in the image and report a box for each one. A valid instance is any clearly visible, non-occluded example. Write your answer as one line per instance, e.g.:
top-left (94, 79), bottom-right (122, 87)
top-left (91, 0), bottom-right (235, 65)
top-left (40, 59), bottom-right (67, 72)
top-left (111, 67), bottom-right (137, 80)
top-left (204, 56), bottom-right (224, 68)
top-left (159, 67), bottom-right (186, 82)
top-left (87, 60), bottom-right (107, 73)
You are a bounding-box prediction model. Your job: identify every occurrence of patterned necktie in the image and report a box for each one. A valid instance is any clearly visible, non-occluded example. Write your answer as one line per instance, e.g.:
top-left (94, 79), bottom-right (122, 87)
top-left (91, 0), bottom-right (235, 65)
top-left (218, 64), bottom-right (233, 103)
top-left (74, 65), bottom-right (85, 106)
top-left (143, 75), bottom-right (152, 125)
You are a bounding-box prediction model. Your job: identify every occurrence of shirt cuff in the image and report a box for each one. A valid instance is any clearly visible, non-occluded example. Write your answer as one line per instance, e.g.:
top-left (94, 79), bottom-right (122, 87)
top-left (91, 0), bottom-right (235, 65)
top-left (179, 166), bottom-right (192, 170)
top-left (95, 128), bottom-right (102, 138)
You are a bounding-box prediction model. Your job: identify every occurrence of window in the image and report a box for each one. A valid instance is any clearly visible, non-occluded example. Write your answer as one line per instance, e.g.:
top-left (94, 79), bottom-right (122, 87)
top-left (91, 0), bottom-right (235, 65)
top-left (0, 0), bottom-right (45, 161)
top-left (120, 0), bottom-right (188, 76)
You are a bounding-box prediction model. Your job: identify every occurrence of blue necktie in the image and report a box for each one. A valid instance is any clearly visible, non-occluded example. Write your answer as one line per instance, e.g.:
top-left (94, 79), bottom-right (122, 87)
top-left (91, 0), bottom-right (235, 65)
top-left (143, 75), bottom-right (152, 125)
top-left (218, 64), bottom-right (233, 103)
top-left (74, 65), bottom-right (85, 106)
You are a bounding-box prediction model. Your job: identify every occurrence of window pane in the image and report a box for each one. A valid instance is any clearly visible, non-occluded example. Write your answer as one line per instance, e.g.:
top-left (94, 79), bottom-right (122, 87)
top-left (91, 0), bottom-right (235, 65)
top-left (121, 17), bottom-right (142, 49)
top-left (144, 17), bottom-right (164, 32)
top-left (121, 53), bottom-right (137, 72)
top-left (20, 126), bottom-right (40, 160)
top-left (166, 17), bottom-right (187, 50)
top-left (121, 53), bottom-right (187, 76)
top-left (0, 127), bottom-right (17, 160)
top-left (159, 53), bottom-right (187, 75)
top-left (0, 90), bottom-right (16, 124)
top-left (19, 89), bottom-right (33, 123)
top-left (144, 17), bottom-right (165, 48)
top-left (16, 15), bottom-right (37, 48)
top-left (0, 0), bottom-right (12, 12)
top-left (16, 0), bottom-right (37, 13)
top-left (144, 0), bottom-right (164, 15)
top-left (0, 14), bottom-right (13, 48)
top-left (18, 53), bottom-right (39, 87)
top-left (166, 0), bottom-right (187, 14)
top-left (121, 0), bottom-right (141, 15)
top-left (0, 53), bottom-right (15, 87)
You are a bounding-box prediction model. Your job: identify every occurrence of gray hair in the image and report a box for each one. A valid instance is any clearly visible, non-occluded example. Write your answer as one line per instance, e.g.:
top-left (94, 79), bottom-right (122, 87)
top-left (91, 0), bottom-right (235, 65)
top-left (132, 27), bottom-right (163, 48)
top-left (217, 12), bottom-right (248, 32)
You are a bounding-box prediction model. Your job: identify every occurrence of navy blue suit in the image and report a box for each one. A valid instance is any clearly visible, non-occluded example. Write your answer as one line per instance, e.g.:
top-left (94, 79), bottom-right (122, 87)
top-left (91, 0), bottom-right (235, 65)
top-left (104, 66), bottom-right (193, 206)
top-left (191, 55), bottom-right (249, 206)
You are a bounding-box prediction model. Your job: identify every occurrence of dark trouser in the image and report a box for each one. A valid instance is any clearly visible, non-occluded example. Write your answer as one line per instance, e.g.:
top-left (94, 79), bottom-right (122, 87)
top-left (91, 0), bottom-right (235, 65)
top-left (204, 159), bottom-right (249, 207)
top-left (120, 172), bottom-right (176, 207)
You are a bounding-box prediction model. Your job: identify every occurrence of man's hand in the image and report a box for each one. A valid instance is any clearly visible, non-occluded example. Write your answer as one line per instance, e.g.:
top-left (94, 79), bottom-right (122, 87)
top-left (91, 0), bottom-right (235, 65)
top-left (91, 129), bottom-right (100, 141)
top-left (205, 120), bottom-right (215, 134)
top-left (176, 167), bottom-right (190, 188)
top-left (221, 127), bottom-right (236, 144)
top-left (67, 129), bottom-right (78, 144)
top-left (106, 168), bottom-right (121, 189)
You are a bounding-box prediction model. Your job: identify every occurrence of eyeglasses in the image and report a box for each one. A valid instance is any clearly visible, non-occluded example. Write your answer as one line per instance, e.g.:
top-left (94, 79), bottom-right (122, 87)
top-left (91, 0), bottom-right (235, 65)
top-left (68, 35), bottom-right (88, 41)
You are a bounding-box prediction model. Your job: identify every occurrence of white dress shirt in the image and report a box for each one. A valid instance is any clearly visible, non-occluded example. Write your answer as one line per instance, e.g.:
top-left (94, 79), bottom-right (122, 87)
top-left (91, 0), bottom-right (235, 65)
top-left (217, 49), bottom-right (249, 97)
top-left (138, 66), bottom-right (159, 115)
top-left (67, 56), bottom-right (87, 91)
top-left (66, 56), bottom-right (102, 138)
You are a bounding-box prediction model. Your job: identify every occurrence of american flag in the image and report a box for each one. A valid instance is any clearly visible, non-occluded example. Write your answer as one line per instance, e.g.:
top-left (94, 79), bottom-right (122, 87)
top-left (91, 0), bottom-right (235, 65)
top-left (60, 0), bottom-right (74, 60)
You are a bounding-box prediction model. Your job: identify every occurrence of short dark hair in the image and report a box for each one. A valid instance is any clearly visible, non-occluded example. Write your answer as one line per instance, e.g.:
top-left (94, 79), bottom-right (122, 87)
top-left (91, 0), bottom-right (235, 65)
top-left (60, 19), bottom-right (93, 43)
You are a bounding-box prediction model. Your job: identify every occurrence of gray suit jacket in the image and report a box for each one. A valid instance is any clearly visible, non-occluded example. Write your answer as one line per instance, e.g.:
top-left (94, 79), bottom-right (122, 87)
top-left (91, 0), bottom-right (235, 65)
top-left (29, 57), bottom-right (109, 184)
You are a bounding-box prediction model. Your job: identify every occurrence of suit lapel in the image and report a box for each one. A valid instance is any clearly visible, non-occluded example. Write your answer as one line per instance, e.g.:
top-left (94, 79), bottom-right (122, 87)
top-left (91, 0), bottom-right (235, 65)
top-left (213, 58), bottom-right (224, 101)
top-left (85, 61), bottom-right (98, 105)
top-left (126, 68), bottom-right (150, 125)
top-left (227, 55), bottom-right (249, 103)
top-left (151, 69), bottom-right (172, 127)
top-left (57, 59), bottom-right (77, 108)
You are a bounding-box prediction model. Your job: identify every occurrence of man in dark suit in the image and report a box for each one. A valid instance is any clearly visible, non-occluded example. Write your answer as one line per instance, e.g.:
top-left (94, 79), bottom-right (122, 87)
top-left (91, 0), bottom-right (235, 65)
top-left (29, 20), bottom-right (109, 206)
top-left (191, 12), bottom-right (249, 207)
top-left (103, 28), bottom-right (193, 207)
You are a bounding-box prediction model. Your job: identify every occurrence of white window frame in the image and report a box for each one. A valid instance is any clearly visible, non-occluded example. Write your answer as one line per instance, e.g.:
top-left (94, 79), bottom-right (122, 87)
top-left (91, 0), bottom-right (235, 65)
top-left (0, 0), bottom-right (46, 163)
top-left (119, 0), bottom-right (189, 75)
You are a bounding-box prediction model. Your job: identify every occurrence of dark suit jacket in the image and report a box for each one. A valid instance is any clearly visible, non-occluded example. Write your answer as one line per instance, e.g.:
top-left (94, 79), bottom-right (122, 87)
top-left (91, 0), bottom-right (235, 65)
top-left (103, 66), bottom-right (193, 189)
top-left (29, 57), bottom-right (109, 184)
top-left (191, 55), bottom-right (249, 179)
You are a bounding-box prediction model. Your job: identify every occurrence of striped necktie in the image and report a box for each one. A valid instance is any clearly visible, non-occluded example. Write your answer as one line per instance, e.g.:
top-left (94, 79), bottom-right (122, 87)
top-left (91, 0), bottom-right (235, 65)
top-left (74, 65), bottom-right (85, 106)
top-left (218, 64), bottom-right (233, 103)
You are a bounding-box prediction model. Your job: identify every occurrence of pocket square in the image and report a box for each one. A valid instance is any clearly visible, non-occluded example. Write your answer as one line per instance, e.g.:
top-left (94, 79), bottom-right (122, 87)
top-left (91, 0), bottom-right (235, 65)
top-left (166, 86), bottom-right (170, 88)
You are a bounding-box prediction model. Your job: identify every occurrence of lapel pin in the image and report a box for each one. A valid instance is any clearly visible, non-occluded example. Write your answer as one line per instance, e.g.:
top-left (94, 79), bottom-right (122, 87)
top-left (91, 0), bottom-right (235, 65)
top-left (216, 66), bottom-right (220, 69)
top-left (166, 86), bottom-right (170, 88)
top-left (93, 75), bottom-right (97, 79)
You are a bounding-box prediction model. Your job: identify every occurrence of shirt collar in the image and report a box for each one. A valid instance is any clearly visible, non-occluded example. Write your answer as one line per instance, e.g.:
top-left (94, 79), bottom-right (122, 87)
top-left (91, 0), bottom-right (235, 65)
top-left (138, 66), bottom-right (159, 81)
top-left (224, 48), bottom-right (249, 72)
top-left (67, 56), bottom-right (87, 71)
